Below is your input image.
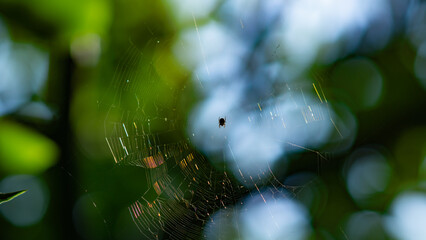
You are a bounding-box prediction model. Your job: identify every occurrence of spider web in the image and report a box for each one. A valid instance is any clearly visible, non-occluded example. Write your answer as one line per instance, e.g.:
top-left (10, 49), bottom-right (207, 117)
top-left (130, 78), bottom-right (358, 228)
top-left (102, 40), bottom-right (334, 240)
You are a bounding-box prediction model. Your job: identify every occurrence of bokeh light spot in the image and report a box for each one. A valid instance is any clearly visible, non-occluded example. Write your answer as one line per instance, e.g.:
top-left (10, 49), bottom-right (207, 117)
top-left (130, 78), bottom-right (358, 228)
top-left (240, 191), bottom-right (311, 240)
top-left (385, 192), bottom-right (426, 240)
top-left (414, 42), bottom-right (426, 90)
top-left (345, 211), bottom-right (386, 240)
top-left (345, 148), bottom-right (391, 206)
top-left (331, 58), bottom-right (383, 111)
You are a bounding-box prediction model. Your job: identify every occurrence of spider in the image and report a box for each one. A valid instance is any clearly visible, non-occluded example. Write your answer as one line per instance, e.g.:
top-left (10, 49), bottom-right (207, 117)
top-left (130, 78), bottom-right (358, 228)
top-left (218, 117), bottom-right (226, 128)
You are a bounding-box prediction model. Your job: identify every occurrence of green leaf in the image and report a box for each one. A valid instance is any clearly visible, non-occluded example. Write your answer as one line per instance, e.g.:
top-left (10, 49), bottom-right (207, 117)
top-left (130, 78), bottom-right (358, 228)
top-left (0, 190), bottom-right (27, 205)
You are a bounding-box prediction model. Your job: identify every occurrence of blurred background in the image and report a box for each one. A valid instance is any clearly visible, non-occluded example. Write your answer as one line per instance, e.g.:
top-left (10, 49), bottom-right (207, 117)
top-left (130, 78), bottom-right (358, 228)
top-left (0, 0), bottom-right (425, 239)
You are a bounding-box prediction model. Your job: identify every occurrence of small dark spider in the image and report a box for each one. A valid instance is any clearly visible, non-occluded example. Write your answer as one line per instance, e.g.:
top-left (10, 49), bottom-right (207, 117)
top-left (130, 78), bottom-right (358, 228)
top-left (219, 117), bottom-right (226, 128)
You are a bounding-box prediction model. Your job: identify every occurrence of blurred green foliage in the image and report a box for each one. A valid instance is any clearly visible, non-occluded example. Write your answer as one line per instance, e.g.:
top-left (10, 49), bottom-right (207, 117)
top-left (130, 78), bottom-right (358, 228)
top-left (0, 121), bottom-right (58, 175)
top-left (0, 0), bottom-right (111, 40)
